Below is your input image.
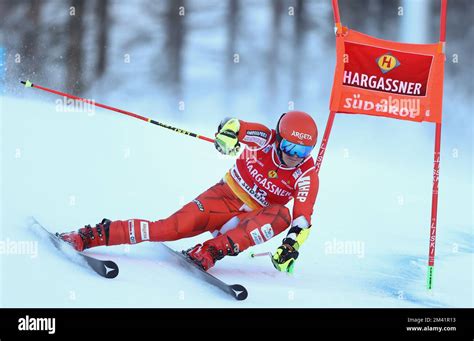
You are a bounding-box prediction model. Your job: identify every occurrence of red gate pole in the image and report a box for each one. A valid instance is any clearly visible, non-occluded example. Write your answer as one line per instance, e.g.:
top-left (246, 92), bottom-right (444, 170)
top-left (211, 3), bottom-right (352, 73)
top-left (315, 111), bottom-right (336, 174)
top-left (426, 0), bottom-right (447, 290)
top-left (332, 0), bottom-right (341, 23)
top-left (315, 1), bottom-right (342, 174)
top-left (331, 0), bottom-right (342, 33)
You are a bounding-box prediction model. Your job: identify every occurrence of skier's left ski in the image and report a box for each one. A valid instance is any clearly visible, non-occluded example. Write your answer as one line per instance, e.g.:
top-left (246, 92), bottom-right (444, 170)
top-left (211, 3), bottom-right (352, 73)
top-left (30, 217), bottom-right (119, 279)
top-left (160, 243), bottom-right (248, 301)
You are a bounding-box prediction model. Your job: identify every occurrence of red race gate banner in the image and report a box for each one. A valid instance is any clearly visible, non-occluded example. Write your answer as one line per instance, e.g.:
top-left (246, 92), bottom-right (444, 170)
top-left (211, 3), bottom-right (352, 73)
top-left (315, 0), bottom-right (448, 291)
top-left (330, 29), bottom-right (445, 123)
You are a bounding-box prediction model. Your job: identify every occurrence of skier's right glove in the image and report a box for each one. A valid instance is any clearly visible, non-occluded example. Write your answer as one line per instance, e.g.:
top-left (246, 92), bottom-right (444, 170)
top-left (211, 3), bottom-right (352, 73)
top-left (214, 117), bottom-right (241, 156)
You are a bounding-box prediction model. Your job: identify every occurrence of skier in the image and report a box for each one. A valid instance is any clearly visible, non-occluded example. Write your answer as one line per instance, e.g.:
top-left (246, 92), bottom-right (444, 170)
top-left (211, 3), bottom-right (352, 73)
top-left (58, 111), bottom-right (319, 272)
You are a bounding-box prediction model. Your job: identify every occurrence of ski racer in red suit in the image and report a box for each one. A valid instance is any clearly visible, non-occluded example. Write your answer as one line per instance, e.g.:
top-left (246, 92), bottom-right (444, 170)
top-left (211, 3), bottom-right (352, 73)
top-left (58, 111), bottom-right (319, 272)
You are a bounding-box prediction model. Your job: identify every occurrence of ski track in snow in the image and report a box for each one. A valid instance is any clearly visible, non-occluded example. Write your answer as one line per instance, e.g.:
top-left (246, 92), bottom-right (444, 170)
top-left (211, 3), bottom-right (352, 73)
top-left (1, 96), bottom-right (472, 308)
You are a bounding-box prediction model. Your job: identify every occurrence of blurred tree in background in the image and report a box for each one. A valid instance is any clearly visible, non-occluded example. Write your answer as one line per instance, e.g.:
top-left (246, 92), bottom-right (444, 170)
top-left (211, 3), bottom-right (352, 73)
top-left (163, 0), bottom-right (187, 98)
top-left (0, 0), bottom-right (472, 114)
top-left (66, 0), bottom-right (86, 94)
top-left (96, 0), bottom-right (110, 79)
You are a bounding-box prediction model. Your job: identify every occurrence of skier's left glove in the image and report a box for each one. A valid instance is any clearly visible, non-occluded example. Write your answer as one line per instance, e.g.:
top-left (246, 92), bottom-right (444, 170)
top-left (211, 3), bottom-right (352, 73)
top-left (272, 225), bottom-right (311, 273)
top-left (272, 244), bottom-right (299, 273)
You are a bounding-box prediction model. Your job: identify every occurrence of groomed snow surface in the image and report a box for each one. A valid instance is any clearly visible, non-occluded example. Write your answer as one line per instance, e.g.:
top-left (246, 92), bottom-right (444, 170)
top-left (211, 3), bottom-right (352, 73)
top-left (1, 96), bottom-right (472, 307)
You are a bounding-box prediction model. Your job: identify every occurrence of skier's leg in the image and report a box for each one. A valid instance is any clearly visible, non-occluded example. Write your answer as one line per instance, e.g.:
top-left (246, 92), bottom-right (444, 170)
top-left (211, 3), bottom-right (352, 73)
top-left (186, 204), bottom-right (291, 270)
top-left (106, 181), bottom-right (245, 246)
top-left (58, 181), bottom-right (245, 250)
top-left (215, 204), bottom-right (292, 251)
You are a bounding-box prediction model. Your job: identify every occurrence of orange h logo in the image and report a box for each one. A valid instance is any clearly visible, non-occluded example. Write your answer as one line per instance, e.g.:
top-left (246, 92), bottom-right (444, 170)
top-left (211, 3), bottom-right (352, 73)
top-left (381, 56), bottom-right (392, 68)
top-left (376, 53), bottom-right (400, 74)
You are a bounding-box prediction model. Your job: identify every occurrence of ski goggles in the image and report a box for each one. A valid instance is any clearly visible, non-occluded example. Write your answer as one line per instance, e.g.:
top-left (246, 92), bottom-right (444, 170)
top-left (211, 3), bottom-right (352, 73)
top-left (279, 139), bottom-right (314, 158)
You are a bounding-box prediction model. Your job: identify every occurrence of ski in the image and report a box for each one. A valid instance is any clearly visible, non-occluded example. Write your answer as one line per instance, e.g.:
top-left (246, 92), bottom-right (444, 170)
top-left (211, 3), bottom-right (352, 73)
top-left (160, 243), bottom-right (248, 301)
top-left (30, 217), bottom-right (119, 279)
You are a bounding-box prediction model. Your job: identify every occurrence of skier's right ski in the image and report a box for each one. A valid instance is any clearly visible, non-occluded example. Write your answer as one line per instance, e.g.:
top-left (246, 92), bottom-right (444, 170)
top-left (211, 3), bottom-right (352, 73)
top-left (30, 217), bottom-right (119, 279)
top-left (161, 243), bottom-right (248, 301)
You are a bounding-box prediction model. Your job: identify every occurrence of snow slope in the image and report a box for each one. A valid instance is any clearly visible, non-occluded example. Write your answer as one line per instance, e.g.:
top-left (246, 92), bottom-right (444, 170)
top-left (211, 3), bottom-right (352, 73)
top-left (1, 95), bottom-right (472, 307)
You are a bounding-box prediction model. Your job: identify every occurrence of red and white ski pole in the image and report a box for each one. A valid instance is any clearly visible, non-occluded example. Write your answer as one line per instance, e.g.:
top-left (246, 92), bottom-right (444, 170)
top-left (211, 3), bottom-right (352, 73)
top-left (20, 80), bottom-right (215, 144)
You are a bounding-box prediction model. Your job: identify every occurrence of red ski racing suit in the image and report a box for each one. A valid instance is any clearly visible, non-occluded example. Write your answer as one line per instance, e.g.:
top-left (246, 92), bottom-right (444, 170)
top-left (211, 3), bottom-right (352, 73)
top-left (61, 119), bottom-right (319, 271)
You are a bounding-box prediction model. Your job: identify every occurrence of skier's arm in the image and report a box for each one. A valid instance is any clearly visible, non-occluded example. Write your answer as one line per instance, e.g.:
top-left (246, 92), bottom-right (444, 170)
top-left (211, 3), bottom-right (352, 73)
top-left (272, 170), bottom-right (319, 272)
top-left (237, 120), bottom-right (272, 149)
top-left (288, 169), bottom-right (319, 245)
top-left (214, 118), bottom-right (272, 155)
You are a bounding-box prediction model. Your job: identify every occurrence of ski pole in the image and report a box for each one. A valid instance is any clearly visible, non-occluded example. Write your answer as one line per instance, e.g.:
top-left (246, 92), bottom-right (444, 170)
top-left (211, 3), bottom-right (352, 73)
top-left (250, 251), bottom-right (296, 273)
top-left (20, 80), bottom-right (215, 144)
top-left (249, 251), bottom-right (272, 259)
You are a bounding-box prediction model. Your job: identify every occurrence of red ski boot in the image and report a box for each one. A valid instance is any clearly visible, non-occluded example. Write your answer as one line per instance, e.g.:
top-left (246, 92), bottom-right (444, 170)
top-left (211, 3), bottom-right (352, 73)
top-left (185, 236), bottom-right (239, 271)
top-left (57, 218), bottom-right (111, 252)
